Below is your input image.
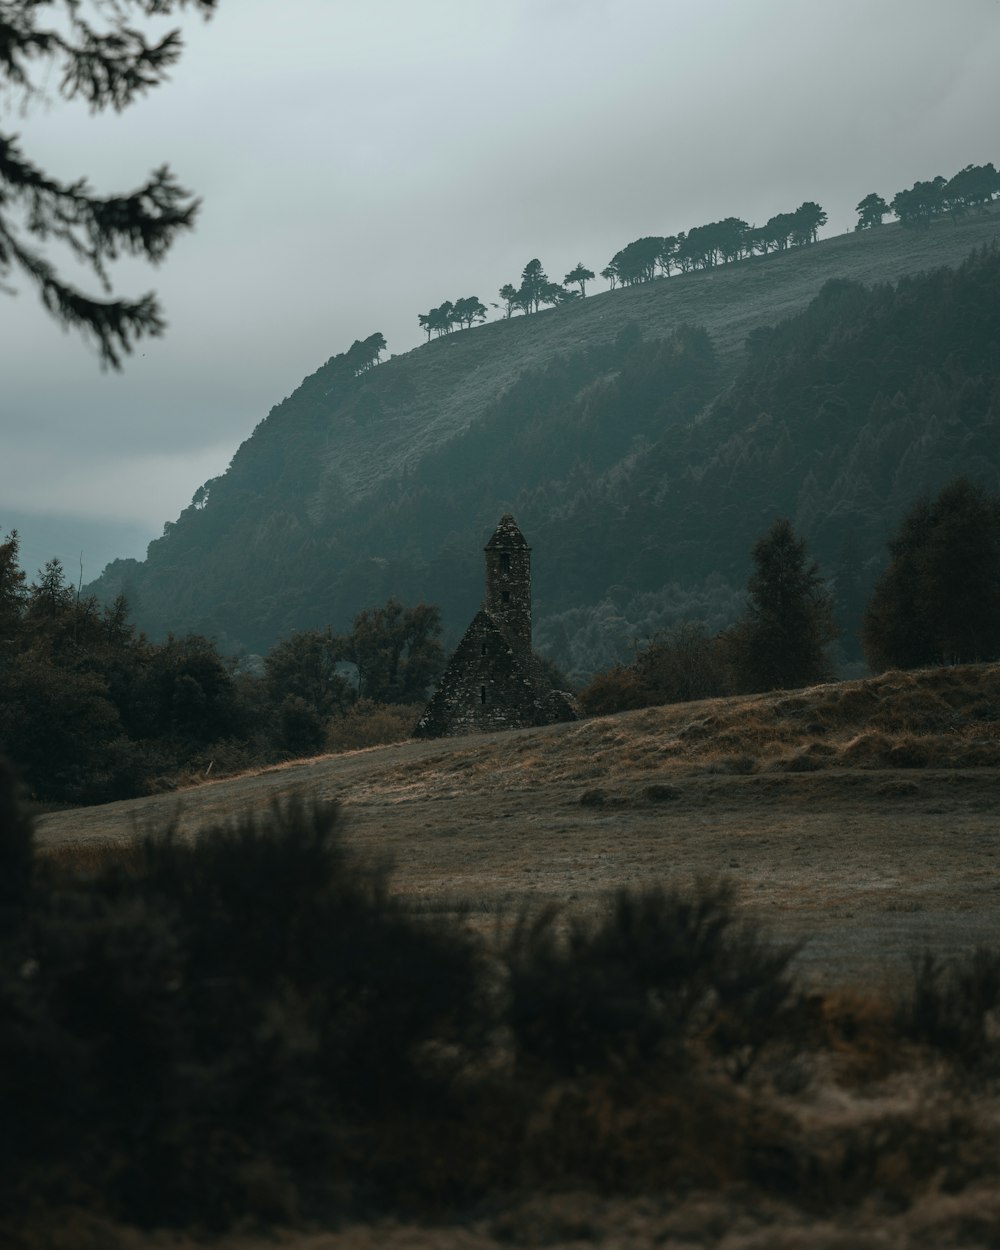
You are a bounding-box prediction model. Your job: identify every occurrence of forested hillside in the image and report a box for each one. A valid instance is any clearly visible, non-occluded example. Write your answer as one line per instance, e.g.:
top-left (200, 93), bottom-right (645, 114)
top-left (88, 212), bottom-right (1000, 679)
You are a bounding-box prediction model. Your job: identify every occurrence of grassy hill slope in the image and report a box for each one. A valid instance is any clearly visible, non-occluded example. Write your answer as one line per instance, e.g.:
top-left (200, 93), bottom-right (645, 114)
top-left (87, 211), bottom-right (1000, 659)
top-left (229, 211), bottom-right (1000, 514)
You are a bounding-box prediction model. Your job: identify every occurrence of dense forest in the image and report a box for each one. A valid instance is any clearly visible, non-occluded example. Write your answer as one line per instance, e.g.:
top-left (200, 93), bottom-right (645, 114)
top-left (86, 215), bottom-right (1000, 682)
top-left (0, 532), bottom-right (444, 803)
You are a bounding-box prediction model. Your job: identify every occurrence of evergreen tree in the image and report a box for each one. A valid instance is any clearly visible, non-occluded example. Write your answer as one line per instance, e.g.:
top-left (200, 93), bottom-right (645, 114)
top-left (727, 519), bottom-right (837, 692)
top-left (518, 258), bottom-right (548, 312)
top-left (0, 1), bottom-right (215, 367)
top-left (791, 201), bottom-right (827, 244)
top-left (863, 478), bottom-right (1000, 671)
top-left (944, 163), bottom-right (1000, 214)
top-left (855, 192), bottom-right (890, 230)
top-left (891, 177), bottom-right (947, 228)
top-left (564, 262), bottom-right (595, 297)
top-left (0, 531), bottom-right (28, 642)
top-left (657, 236), bottom-right (678, 276)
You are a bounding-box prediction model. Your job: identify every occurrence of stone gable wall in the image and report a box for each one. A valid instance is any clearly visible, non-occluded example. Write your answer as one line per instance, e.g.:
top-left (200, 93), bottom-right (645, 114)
top-left (415, 612), bottom-right (543, 737)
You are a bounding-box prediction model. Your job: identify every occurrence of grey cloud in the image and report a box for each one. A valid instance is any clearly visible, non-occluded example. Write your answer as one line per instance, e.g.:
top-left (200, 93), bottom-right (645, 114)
top-left (2, 0), bottom-right (999, 538)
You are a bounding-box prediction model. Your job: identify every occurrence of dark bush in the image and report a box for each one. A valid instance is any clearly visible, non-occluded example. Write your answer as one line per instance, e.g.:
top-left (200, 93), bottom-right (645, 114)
top-left (1, 790), bottom-right (485, 1227)
top-left (579, 623), bottom-right (732, 716)
top-left (0, 757), bottom-right (32, 918)
top-left (277, 693), bottom-right (326, 754)
top-left (633, 621), bottom-right (731, 705)
top-left (17, 747), bottom-right (1000, 1236)
top-left (502, 882), bottom-right (798, 1078)
top-left (895, 948), bottom-right (1000, 1066)
top-left (578, 663), bottom-right (645, 716)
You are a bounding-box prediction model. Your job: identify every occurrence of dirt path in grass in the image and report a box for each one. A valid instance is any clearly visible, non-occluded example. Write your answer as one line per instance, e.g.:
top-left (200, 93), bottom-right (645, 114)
top-left (36, 674), bottom-right (1000, 984)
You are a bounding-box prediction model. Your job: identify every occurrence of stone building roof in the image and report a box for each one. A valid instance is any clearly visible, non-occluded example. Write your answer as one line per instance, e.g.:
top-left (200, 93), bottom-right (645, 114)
top-left (485, 513), bottom-right (529, 549)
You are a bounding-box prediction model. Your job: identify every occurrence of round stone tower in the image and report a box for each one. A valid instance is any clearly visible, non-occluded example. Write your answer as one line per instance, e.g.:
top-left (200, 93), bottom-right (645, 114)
top-left (484, 513), bottom-right (531, 657)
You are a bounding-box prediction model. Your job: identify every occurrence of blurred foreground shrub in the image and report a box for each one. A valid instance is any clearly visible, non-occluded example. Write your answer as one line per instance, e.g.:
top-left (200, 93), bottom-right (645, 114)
top-left (504, 881), bottom-right (800, 1079)
top-left (1, 777), bottom-right (482, 1229)
top-left (5, 759), bottom-right (1000, 1237)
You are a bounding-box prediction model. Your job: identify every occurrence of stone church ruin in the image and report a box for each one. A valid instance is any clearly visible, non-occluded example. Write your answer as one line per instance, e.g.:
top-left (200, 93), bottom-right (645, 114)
top-left (414, 514), bottom-right (577, 737)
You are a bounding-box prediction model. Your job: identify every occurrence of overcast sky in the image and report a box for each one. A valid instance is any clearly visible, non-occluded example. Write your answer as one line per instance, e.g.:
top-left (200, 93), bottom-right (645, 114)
top-left (3, 0), bottom-right (1000, 577)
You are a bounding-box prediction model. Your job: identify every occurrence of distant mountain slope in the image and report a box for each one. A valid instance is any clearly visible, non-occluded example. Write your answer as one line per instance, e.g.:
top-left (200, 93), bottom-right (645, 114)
top-left (88, 212), bottom-right (1000, 670)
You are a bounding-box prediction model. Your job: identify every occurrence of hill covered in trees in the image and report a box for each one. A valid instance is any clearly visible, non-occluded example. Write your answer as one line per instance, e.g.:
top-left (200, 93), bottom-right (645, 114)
top-left (87, 210), bottom-right (1000, 680)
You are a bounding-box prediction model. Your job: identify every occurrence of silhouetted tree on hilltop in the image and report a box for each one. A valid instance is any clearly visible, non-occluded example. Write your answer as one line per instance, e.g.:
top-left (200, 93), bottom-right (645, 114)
top-left (453, 296), bottom-right (488, 328)
top-left (855, 193), bottom-right (889, 230)
top-left (792, 201), bottom-right (827, 243)
top-left (498, 282), bottom-right (520, 317)
top-left (564, 262), bottom-right (595, 297)
top-left (519, 258), bottom-right (549, 312)
top-left (944, 163), bottom-right (1000, 215)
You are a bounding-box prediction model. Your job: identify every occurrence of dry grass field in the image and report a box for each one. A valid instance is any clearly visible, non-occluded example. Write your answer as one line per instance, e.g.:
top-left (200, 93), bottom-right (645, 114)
top-left (38, 662), bottom-right (1000, 984)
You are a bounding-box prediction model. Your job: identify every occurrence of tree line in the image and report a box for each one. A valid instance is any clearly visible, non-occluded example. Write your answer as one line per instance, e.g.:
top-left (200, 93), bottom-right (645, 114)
top-left (330, 161), bottom-right (1000, 361)
top-left (4, 470), bottom-right (997, 801)
top-left (856, 162), bottom-right (1000, 231)
top-left (580, 477), bottom-right (1000, 715)
top-left (410, 157), bottom-right (999, 340)
top-left (417, 296), bottom-right (488, 340)
top-left (0, 531), bottom-right (444, 804)
top-left (602, 202), bottom-right (828, 291)
top-left (417, 202), bottom-right (829, 335)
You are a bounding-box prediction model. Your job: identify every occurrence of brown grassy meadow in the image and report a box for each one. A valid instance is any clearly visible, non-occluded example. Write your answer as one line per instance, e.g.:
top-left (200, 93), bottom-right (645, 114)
top-left (25, 663), bottom-right (1000, 1250)
top-left (38, 661), bottom-right (1000, 979)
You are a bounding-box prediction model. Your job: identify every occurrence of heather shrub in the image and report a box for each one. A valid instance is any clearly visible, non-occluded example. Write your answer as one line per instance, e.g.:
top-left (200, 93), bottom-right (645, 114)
top-left (895, 948), bottom-right (1000, 1067)
top-left (579, 623), bottom-right (731, 716)
top-left (325, 699), bottom-right (422, 751)
top-left (502, 882), bottom-right (799, 1078)
top-left (1, 785), bottom-right (484, 1227)
top-left (577, 664), bottom-right (645, 716)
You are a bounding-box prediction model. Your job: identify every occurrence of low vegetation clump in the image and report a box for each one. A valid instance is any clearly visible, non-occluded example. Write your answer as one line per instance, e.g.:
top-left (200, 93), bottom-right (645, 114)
top-left (4, 760), bottom-right (1000, 1246)
top-left (323, 700), bottom-right (423, 752)
top-left (642, 664), bottom-right (1000, 776)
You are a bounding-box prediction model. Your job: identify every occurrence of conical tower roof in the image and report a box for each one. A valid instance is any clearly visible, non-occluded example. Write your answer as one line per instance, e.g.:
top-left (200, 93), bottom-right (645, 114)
top-left (485, 512), bottom-right (529, 549)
